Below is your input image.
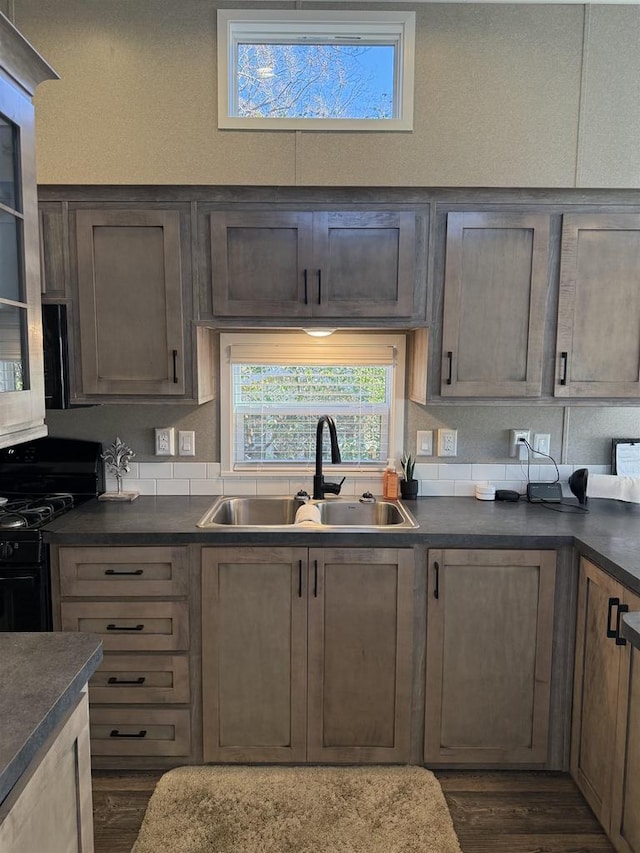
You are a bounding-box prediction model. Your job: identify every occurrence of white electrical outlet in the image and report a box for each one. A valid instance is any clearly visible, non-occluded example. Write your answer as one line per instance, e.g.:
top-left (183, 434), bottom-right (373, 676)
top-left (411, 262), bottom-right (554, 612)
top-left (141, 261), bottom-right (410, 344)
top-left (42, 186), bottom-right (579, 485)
top-left (155, 427), bottom-right (175, 456)
top-left (437, 428), bottom-right (457, 457)
top-left (533, 433), bottom-right (551, 456)
top-left (509, 429), bottom-right (531, 459)
top-left (178, 430), bottom-right (196, 456)
top-left (416, 430), bottom-right (433, 456)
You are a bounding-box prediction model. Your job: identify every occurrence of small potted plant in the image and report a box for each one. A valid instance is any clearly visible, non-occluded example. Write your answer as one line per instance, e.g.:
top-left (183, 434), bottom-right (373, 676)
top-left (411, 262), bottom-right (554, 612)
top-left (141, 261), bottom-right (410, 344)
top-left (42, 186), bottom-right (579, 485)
top-left (400, 452), bottom-right (419, 500)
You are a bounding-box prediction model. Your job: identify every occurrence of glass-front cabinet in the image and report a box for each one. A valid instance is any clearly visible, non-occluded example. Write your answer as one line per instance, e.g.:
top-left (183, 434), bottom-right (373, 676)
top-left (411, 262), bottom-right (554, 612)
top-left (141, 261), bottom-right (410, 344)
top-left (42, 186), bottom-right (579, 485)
top-left (0, 14), bottom-right (57, 448)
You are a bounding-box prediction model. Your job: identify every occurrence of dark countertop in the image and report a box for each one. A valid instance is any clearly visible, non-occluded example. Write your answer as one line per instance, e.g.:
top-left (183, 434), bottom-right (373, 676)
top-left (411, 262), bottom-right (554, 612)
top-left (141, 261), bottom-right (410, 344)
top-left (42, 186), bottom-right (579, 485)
top-left (622, 612), bottom-right (640, 651)
top-left (42, 493), bottom-right (640, 642)
top-left (0, 632), bottom-right (102, 806)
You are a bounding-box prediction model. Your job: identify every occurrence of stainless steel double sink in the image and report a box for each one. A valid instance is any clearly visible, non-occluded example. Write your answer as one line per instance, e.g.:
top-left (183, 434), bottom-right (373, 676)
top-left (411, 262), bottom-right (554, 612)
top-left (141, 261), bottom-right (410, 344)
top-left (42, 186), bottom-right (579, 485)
top-left (197, 495), bottom-right (418, 530)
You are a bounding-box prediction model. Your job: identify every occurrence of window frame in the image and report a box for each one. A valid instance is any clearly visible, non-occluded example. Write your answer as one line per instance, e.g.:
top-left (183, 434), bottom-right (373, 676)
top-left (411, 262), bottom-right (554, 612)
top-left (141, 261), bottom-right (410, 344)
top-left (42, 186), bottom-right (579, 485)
top-left (217, 9), bottom-right (415, 132)
top-left (220, 331), bottom-right (406, 477)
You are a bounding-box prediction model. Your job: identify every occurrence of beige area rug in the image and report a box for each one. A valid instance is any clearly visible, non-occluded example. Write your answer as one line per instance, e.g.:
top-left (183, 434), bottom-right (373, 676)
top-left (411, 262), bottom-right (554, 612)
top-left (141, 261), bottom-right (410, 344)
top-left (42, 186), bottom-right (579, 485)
top-left (131, 765), bottom-right (462, 853)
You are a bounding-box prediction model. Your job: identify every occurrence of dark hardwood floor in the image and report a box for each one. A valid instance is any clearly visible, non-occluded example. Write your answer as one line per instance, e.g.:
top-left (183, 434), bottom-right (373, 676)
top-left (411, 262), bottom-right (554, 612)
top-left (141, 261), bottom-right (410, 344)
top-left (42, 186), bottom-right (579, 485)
top-left (92, 769), bottom-right (615, 853)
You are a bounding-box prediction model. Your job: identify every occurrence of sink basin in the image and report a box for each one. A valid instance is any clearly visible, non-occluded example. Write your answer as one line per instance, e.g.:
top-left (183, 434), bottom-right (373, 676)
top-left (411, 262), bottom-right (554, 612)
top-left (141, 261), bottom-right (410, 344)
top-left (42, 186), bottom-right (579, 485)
top-left (197, 496), bottom-right (418, 530)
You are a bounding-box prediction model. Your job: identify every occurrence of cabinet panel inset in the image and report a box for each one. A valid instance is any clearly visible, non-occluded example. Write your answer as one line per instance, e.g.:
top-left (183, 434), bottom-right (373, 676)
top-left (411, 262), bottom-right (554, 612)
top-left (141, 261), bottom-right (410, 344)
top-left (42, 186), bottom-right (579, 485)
top-left (321, 561), bottom-right (397, 748)
top-left (218, 561), bottom-right (297, 748)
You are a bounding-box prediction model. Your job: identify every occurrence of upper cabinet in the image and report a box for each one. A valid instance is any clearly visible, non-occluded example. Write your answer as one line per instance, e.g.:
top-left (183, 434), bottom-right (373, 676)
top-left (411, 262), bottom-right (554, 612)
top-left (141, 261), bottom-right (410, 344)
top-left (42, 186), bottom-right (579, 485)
top-left (74, 208), bottom-right (187, 397)
top-left (206, 208), bottom-right (424, 324)
top-left (439, 212), bottom-right (551, 398)
top-left (0, 15), bottom-right (57, 448)
top-left (555, 213), bottom-right (640, 399)
top-left (39, 198), bottom-right (215, 405)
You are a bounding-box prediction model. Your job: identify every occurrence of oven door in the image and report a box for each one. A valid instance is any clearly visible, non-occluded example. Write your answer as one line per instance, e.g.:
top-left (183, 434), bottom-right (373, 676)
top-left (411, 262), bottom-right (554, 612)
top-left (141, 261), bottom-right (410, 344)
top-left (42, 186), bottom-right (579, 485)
top-left (0, 566), bottom-right (51, 630)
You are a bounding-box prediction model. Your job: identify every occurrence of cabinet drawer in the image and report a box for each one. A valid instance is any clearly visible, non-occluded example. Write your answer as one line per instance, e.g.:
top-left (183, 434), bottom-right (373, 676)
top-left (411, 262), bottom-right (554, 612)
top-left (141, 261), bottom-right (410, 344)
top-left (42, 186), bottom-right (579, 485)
top-left (89, 654), bottom-right (190, 704)
top-left (90, 708), bottom-right (191, 757)
top-left (58, 546), bottom-right (188, 597)
top-left (61, 601), bottom-right (189, 651)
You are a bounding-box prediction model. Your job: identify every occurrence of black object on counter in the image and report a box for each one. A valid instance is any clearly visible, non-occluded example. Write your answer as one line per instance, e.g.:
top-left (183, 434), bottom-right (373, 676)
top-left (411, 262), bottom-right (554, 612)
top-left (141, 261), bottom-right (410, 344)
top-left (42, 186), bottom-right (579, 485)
top-left (495, 489), bottom-right (520, 502)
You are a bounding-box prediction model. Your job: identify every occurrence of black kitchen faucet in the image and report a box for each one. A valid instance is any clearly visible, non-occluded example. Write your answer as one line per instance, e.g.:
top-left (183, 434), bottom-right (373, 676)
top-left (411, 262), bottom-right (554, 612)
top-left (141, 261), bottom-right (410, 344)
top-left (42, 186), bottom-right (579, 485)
top-left (313, 415), bottom-right (345, 500)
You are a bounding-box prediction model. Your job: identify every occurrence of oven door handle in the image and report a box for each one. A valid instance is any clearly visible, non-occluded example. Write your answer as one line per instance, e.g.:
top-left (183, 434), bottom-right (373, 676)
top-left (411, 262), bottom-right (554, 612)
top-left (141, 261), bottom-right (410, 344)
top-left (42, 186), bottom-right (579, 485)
top-left (0, 576), bottom-right (36, 585)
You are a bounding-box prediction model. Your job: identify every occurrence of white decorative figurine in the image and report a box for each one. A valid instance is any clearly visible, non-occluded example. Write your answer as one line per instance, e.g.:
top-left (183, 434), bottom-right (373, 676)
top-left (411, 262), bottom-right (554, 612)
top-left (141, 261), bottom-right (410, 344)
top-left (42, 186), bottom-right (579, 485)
top-left (99, 436), bottom-right (139, 501)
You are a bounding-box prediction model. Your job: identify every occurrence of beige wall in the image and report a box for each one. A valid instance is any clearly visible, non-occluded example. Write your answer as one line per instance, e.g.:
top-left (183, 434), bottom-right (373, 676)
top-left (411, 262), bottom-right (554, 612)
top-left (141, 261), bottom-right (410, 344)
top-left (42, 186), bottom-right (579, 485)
top-left (11, 0), bottom-right (640, 187)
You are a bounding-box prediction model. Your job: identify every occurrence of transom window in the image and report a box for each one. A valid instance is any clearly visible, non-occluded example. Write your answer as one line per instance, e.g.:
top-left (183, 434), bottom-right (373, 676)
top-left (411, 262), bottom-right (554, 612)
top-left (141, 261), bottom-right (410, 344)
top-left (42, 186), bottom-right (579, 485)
top-left (220, 332), bottom-right (405, 475)
top-left (217, 10), bottom-right (415, 131)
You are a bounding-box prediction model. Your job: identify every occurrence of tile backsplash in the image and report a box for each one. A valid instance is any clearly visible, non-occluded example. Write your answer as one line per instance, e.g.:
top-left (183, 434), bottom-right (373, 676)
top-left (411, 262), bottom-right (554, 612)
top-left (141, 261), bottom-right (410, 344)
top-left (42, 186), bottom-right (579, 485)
top-left (107, 461), bottom-right (612, 498)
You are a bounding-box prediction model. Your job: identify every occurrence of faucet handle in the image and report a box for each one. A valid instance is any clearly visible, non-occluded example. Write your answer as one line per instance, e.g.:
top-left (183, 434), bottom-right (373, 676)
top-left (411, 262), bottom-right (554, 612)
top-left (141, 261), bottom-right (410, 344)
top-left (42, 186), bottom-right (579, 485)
top-left (323, 477), bottom-right (345, 496)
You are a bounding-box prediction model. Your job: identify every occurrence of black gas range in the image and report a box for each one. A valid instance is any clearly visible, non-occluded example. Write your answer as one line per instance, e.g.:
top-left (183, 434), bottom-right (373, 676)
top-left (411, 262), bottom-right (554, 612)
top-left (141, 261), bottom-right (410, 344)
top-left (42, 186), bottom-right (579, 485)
top-left (0, 437), bottom-right (104, 630)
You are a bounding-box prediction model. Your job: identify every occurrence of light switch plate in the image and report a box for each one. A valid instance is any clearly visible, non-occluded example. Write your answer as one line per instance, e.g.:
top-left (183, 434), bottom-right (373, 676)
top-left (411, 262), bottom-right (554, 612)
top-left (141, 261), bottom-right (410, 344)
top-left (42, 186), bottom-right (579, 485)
top-left (416, 430), bottom-right (433, 456)
top-left (178, 430), bottom-right (196, 456)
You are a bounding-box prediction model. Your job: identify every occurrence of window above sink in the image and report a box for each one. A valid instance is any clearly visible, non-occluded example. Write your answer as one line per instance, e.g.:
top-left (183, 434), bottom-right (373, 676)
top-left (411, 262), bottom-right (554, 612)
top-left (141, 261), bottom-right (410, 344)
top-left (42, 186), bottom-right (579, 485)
top-left (220, 331), bottom-right (406, 477)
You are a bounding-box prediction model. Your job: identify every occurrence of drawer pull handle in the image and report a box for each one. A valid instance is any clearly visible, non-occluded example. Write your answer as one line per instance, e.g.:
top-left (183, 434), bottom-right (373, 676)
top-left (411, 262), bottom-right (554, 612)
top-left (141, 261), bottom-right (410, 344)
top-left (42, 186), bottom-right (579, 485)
top-left (172, 349), bottom-right (179, 383)
top-left (303, 269), bottom-right (308, 305)
top-left (108, 676), bottom-right (146, 685)
top-left (106, 623), bottom-right (144, 631)
top-left (105, 569), bottom-right (144, 576)
top-left (317, 268), bottom-right (322, 304)
top-left (109, 729), bottom-right (147, 738)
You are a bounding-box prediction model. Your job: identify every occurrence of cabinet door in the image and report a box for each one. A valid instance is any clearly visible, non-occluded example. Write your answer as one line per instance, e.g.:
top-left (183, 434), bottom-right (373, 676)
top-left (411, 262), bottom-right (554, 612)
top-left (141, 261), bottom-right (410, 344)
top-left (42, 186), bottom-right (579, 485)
top-left (610, 592), bottom-right (640, 853)
top-left (210, 211), bottom-right (314, 317)
top-left (571, 557), bottom-right (624, 829)
top-left (312, 211), bottom-right (416, 319)
top-left (75, 209), bottom-right (185, 395)
top-left (0, 77), bottom-right (47, 448)
top-left (556, 214), bottom-right (640, 398)
top-left (307, 547), bottom-right (414, 763)
top-left (425, 549), bottom-right (556, 765)
top-left (0, 693), bottom-right (93, 853)
top-left (39, 202), bottom-right (69, 301)
top-left (201, 547), bottom-right (308, 763)
top-left (441, 212), bottom-right (550, 397)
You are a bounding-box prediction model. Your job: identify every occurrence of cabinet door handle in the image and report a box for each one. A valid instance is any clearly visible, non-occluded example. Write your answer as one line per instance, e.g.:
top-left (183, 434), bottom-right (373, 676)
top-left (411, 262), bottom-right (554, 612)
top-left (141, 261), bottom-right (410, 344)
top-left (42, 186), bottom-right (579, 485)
top-left (616, 602), bottom-right (629, 645)
top-left (607, 597), bottom-right (620, 639)
top-left (446, 352), bottom-right (453, 385)
top-left (434, 561), bottom-right (440, 599)
top-left (313, 559), bottom-right (318, 598)
top-left (106, 623), bottom-right (144, 631)
top-left (298, 559), bottom-right (303, 598)
top-left (172, 349), bottom-right (178, 383)
top-left (559, 351), bottom-right (568, 386)
top-left (317, 269), bottom-right (322, 304)
top-left (105, 568), bottom-right (144, 576)
top-left (109, 729), bottom-right (147, 738)
top-left (303, 269), bottom-right (308, 305)
top-left (107, 676), bottom-right (146, 685)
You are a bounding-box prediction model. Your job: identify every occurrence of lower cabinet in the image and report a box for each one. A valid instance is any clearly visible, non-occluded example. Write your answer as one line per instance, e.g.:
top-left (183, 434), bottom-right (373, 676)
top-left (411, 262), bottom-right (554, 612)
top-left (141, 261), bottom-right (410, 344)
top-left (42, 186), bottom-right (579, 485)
top-left (424, 549), bottom-right (557, 765)
top-left (572, 557), bottom-right (640, 851)
top-left (0, 692), bottom-right (94, 853)
top-left (54, 545), bottom-right (195, 768)
top-left (201, 546), bottom-right (415, 764)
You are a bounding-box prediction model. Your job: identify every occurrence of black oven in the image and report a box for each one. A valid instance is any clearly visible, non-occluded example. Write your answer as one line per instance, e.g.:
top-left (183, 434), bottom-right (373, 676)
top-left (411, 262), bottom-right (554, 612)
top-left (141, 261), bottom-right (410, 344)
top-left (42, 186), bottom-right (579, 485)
top-left (0, 437), bottom-right (104, 631)
top-left (0, 566), bottom-right (51, 631)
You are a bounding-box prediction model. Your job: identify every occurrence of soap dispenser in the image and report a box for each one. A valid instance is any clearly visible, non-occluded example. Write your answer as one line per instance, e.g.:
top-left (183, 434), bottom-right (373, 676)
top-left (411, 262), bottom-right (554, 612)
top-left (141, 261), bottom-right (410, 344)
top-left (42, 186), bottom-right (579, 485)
top-left (383, 458), bottom-right (399, 499)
